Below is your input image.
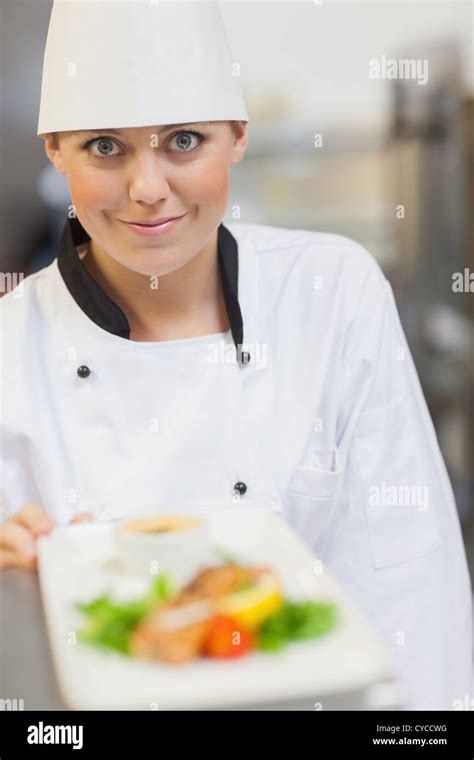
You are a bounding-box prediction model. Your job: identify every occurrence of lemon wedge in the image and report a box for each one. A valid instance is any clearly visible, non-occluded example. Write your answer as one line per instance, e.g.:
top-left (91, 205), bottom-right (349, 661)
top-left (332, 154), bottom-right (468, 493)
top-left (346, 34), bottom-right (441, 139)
top-left (215, 573), bottom-right (283, 630)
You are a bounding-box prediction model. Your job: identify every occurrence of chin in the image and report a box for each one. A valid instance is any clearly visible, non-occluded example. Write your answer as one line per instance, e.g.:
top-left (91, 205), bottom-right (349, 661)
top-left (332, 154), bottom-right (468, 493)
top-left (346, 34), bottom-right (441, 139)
top-left (128, 252), bottom-right (182, 278)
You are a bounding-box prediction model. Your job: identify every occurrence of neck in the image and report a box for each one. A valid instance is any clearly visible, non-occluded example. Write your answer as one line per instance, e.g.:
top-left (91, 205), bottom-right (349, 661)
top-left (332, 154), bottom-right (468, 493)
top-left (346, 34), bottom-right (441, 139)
top-left (81, 229), bottom-right (230, 342)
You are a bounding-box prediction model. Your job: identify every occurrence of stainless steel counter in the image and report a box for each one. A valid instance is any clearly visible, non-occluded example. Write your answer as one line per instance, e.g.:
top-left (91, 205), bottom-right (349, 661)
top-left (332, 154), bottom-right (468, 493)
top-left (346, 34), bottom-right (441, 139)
top-left (0, 569), bottom-right (64, 710)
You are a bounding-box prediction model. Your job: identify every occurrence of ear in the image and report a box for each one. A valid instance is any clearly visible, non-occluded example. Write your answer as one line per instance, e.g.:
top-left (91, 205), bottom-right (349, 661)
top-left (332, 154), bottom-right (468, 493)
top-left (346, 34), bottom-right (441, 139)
top-left (230, 121), bottom-right (248, 165)
top-left (43, 133), bottom-right (67, 175)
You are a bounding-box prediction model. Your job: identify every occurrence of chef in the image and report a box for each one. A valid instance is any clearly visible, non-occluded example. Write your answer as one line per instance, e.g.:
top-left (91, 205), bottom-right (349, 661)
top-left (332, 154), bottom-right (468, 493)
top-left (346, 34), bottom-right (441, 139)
top-left (0, 0), bottom-right (471, 711)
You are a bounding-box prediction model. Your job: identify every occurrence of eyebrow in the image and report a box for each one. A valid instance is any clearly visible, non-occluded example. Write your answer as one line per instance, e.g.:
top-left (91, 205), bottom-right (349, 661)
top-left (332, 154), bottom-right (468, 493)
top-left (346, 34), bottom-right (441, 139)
top-left (80, 122), bottom-right (214, 136)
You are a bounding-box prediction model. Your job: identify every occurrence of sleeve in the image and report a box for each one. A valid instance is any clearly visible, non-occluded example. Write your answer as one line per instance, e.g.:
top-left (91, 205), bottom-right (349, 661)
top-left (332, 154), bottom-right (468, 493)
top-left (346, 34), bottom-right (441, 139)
top-left (0, 434), bottom-right (44, 525)
top-left (0, 297), bottom-right (44, 525)
top-left (325, 256), bottom-right (472, 710)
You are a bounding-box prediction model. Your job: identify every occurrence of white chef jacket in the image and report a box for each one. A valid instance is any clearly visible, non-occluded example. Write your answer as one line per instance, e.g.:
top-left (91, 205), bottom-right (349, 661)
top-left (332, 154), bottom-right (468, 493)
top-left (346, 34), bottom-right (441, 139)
top-left (0, 216), bottom-right (471, 710)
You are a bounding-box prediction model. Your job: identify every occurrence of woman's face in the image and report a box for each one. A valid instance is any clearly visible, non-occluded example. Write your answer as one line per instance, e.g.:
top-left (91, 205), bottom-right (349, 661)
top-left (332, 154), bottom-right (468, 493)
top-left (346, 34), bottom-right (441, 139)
top-left (44, 121), bottom-right (248, 277)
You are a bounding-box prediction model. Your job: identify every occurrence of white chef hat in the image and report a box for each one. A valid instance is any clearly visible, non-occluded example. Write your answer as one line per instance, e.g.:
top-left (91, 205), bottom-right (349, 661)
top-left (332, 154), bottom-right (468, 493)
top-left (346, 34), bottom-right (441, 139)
top-left (37, 0), bottom-right (249, 137)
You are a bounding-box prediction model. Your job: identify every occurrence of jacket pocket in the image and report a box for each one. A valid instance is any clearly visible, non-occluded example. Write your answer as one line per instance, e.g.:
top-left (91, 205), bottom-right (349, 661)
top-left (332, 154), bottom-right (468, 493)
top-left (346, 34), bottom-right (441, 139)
top-left (354, 397), bottom-right (443, 569)
top-left (283, 447), bottom-right (343, 545)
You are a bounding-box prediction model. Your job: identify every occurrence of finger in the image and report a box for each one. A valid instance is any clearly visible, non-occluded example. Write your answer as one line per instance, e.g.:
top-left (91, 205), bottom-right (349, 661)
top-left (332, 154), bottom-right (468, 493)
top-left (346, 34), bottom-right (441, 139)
top-left (0, 520), bottom-right (36, 557)
top-left (15, 504), bottom-right (53, 536)
top-left (69, 512), bottom-right (93, 524)
top-left (0, 546), bottom-right (37, 572)
top-left (0, 522), bottom-right (37, 572)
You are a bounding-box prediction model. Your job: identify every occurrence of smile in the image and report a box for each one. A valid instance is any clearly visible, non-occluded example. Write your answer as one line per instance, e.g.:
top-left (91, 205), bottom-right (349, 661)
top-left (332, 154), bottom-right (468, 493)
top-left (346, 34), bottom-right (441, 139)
top-left (118, 213), bottom-right (187, 238)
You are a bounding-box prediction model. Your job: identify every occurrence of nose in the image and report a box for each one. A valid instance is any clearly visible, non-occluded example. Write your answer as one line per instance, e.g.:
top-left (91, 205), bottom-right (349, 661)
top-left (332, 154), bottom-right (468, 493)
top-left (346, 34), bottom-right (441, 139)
top-left (128, 153), bottom-right (171, 205)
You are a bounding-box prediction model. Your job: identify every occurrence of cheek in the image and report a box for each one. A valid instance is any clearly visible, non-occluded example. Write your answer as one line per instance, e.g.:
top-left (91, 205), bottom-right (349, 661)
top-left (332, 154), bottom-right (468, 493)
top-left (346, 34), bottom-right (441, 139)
top-left (179, 154), bottom-right (229, 204)
top-left (69, 167), bottom-right (122, 210)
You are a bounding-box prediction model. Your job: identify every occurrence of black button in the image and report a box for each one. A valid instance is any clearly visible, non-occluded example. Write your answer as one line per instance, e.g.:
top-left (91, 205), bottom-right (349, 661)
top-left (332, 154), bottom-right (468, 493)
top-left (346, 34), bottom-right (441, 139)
top-left (233, 481), bottom-right (247, 496)
top-left (77, 365), bottom-right (91, 378)
top-left (241, 351), bottom-right (251, 365)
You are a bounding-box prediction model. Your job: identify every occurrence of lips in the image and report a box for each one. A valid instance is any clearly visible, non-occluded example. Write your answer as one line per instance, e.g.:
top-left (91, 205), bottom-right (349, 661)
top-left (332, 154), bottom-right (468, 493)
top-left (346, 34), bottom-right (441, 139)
top-left (120, 214), bottom-right (185, 226)
top-left (118, 213), bottom-right (186, 237)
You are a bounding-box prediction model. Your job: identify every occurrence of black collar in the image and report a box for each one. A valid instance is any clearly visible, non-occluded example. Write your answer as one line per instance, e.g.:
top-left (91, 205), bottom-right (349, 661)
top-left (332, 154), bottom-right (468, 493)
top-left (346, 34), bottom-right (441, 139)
top-left (57, 215), bottom-right (244, 354)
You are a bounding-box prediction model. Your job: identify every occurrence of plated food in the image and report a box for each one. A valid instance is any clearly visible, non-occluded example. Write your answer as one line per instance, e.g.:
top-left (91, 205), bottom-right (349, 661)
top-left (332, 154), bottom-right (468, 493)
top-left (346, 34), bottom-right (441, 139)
top-left (76, 560), bottom-right (338, 664)
top-left (38, 512), bottom-right (395, 709)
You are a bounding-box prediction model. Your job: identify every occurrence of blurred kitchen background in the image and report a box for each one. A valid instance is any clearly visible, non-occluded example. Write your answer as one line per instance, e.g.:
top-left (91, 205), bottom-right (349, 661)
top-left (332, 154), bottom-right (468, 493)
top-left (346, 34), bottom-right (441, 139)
top-left (0, 1), bottom-right (473, 574)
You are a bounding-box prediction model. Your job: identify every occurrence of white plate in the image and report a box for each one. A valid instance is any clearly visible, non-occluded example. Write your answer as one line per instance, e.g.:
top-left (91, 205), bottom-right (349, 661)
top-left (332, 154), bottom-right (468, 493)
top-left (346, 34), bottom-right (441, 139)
top-left (37, 508), bottom-right (397, 710)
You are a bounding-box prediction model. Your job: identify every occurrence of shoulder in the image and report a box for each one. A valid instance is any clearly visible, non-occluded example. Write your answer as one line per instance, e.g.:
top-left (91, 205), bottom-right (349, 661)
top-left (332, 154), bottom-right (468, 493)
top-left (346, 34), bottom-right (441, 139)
top-left (0, 261), bottom-right (57, 313)
top-left (225, 221), bottom-right (387, 303)
top-left (227, 221), bottom-right (381, 270)
top-left (0, 261), bottom-right (59, 351)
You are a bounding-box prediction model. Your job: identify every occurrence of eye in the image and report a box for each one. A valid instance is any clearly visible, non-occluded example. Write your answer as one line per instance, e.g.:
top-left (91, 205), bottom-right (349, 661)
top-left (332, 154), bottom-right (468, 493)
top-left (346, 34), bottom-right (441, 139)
top-left (82, 136), bottom-right (122, 159)
top-left (168, 130), bottom-right (204, 153)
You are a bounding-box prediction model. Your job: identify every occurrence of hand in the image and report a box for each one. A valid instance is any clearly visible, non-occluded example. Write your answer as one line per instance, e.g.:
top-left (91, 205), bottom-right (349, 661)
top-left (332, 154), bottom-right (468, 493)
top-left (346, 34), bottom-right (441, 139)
top-left (0, 503), bottom-right (92, 572)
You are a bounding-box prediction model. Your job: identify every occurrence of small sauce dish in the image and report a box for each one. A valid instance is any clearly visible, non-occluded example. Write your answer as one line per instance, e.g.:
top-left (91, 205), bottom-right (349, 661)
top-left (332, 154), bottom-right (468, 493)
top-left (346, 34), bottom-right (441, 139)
top-left (114, 514), bottom-right (210, 582)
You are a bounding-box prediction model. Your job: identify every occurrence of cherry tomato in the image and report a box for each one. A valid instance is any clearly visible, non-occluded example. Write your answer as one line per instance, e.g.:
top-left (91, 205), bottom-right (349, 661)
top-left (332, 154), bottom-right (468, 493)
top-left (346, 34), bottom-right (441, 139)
top-left (203, 615), bottom-right (255, 659)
